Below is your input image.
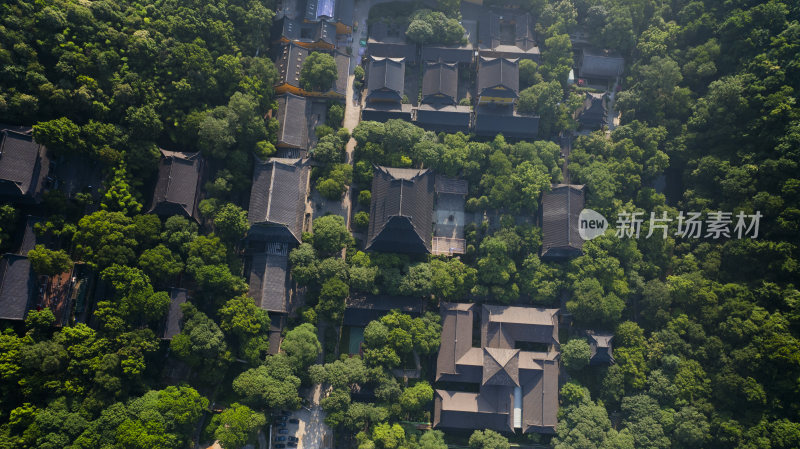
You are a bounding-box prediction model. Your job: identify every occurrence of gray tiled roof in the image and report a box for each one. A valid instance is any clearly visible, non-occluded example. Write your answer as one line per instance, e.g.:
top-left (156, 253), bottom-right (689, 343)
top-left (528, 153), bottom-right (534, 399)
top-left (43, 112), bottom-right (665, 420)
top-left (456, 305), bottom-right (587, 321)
top-left (541, 184), bottom-right (585, 259)
top-left (422, 61), bottom-right (458, 105)
top-left (579, 48), bottom-right (624, 79)
top-left (19, 216), bottom-right (43, 256)
top-left (0, 130), bottom-right (46, 202)
top-left (0, 254), bottom-right (35, 321)
top-left (276, 93), bottom-right (310, 149)
top-left (478, 56), bottom-right (519, 97)
top-left (343, 295), bottom-right (423, 326)
top-left (576, 92), bottom-right (606, 130)
top-left (588, 331), bottom-right (615, 364)
top-left (366, 166), bottom-right (435, 254)
top-left (367, 56), bottom-right (405, 103)
top-left (276, 44), bottom-right (308, 88)
top-left (335, 0), bottom-right (354, 27)
top-left (248, 158), bottom-right (309, 244)
top-left (276, 18), bottom-right (336, 46)
top-left (434, 302), bottom-right (560, 434)
top-left (361, 103), bottom-right (413, 122)
top-left (368, 41), bottom-right (418, 64)
top-left (415, 104), bottom-right (471, 133)
top-left (149, 149), bottom-right (204, 221)
top-left (248, 252), bottom-right (290, 313)
top-left (472, 10), bottom-right (540, 59)
top-left (334, 51), bottom-right (350, 96)
top-left (421, 45), bottom-right (474, 64)
top-left (474, 105), bottom-right (539, 139)
top-left (434, 389), bottom-right (515, 433)
top-left (162, 288), bottom-right (188, 340)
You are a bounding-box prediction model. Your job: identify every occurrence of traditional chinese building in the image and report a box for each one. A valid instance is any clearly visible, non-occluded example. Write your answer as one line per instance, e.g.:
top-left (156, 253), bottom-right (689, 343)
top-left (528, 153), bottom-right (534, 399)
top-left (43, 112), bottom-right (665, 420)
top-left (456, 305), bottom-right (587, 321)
top-left (149, 149), bottom-right (205, 222)
top-left (366, 166), bottom-right (435, 254)
top-left (0, 129), bottom-right (50, 204)
top-left (434, 303), bottom-right (560, 434)
top-left (540, 184), bottom-right (585, 259)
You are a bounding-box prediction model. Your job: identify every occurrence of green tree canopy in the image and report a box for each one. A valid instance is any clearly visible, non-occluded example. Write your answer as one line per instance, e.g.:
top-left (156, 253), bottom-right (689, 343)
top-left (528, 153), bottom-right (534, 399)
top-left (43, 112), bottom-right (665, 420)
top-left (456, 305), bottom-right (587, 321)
top-left (232, 354), bottom-right (302, 409)
top-left (27, 245), bottom-right (72, 276)
top-left (206, 403), bottom-right (266, 449)
top-left (300, 52), bottom-right (337, 91)
top-left (282, 323), bottom-right (322, 371)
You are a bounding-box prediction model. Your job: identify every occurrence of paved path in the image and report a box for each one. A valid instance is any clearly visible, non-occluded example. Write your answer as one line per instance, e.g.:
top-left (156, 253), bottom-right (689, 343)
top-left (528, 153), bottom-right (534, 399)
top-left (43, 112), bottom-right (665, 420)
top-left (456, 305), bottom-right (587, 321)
top-left (340, 0), bottom-right (368, 230)
top-left (560, 134), bottom-right (571, 184)
top-left (606, 77), bottom-right (620, 132)
top-left (293, 384), bottom-right (331, 449)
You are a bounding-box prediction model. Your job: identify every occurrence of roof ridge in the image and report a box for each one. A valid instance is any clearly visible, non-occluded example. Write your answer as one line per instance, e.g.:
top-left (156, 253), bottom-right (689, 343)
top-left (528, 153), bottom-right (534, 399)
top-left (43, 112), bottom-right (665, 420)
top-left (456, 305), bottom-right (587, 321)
top-left (265, 160), bottom-right (277, 221)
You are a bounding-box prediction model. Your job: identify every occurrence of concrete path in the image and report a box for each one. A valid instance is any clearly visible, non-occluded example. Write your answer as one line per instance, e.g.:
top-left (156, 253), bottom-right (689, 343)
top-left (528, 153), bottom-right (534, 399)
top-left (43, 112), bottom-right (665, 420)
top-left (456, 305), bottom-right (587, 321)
top-left (291, 384), bottom-right (331, 449)
top-left (340, 0), bottom-right (370, 230)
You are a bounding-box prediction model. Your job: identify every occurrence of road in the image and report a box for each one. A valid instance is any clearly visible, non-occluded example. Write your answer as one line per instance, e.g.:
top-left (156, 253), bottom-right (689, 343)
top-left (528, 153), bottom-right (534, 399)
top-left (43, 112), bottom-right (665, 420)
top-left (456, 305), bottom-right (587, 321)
top-left (340, 0), bottom-right (368, 230)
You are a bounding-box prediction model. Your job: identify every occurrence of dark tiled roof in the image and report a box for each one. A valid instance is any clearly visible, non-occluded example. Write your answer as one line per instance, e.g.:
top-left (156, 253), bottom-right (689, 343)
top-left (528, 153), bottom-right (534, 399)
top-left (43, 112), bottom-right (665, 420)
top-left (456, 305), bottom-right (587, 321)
top-left (248, 252), bottom-right (290, 313)
top-left (0, 130), bottom-right (46, 201)
top-left (303, 0), bottom-right (335, 21)
top-left (474, 11), bottom-right (539, 59)
top-left (579, 48), bottom-right (624, 79)
top-left (576, 92), bottom-right (606, 129)
top-left (248, 158), bottom-right (309, 244)
top-left (435, 175), bottom-right (468, 195)
top-left (0, 254), bottom-right (35, 321)
top-left (149, 149), bottom-right (204, 221)
top-left (334, 51), bottom-right (350, 96)
top-left (434, 389), bottom-right (515, 433)
top-left (415, 104), bottom-right (471, 133)
top-left (367, 56), bottom-right (405, 103)
top-left (276, 93), bottom-right (310, 149)
top-left (162, 288), bottom-right (188, 340)
top-left (361, 104), bottom-right (413, 122)
top-left (520, 359), bottom-right (559, 433)
top-left (276, 17), bottom-right (336, 45)
top-left (483, 347), bottom-right (520, 387)
top-left (436, 302), bottom-right (476, 380)
top-left (588, 331), bottom-right (615, 364)
top-left (367, 166), bottom-right (435, 254)
top-left (335, 0), bottom-right (354, 27)
top-left (276, 44), bottom-right (309, 88)
top-left (421, 46), bottom-right (474, 64)
top-left (343, 294), bottom-right (423, 326)
top-left (19, 216), bottom-right (43, 255)
top-left (422, 61), bottom-right (458, 105)
top-left (481, 305), bottom-right (559, 348)
top-left (368, 41), bottom-right (418, 64)
top-left (474, 105), bottom-right (539, 139)
top-left (478, 56), bottom-right (519, 97)
top-left (0, 123), bottom-right (33, 134)
top-left (369, 22), bottom-right (406, 43)
top-left (541, 184), bottom-right (585, 259)
top-left (434, 302), bottom-right (560, 434)
top-left (268, 314), bottom-right (286, 354)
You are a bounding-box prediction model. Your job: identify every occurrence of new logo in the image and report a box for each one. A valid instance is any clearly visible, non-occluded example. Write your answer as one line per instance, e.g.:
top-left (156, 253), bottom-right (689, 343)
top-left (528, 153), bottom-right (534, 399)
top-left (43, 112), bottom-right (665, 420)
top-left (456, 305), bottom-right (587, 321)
top-left (578, 209), bottom-right (608, 241)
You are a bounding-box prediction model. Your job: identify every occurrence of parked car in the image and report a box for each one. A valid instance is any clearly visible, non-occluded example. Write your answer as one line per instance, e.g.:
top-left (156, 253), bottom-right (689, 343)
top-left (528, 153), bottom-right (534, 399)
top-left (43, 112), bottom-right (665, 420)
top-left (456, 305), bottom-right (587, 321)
top-left (278, 429), bottom-right (289, 435)
top-left (280, 410), bottom-right (291, 416)
top-left (276, 422), bottom-right (287, 428)
top-left (288, 418), bottom-right (299, 424)
top-left (288, 437), bottom-right (299, 442)
top-left (275, 445), bottom-right (286, 449)
top-left (275, 436), bottom-right (287, 442)
top-left (276, 415), bottom-right (288, 421)
top-left (287, 443), bottom-right (297, 448)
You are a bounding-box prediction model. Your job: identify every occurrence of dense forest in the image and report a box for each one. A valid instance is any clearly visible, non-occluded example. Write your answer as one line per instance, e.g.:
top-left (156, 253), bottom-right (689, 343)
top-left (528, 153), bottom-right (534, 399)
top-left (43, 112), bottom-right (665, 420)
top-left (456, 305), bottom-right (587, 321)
top-left (1, 0), bottom-right (800, 448)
